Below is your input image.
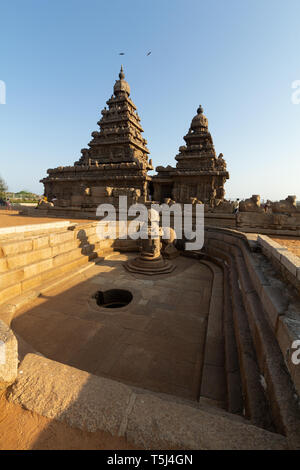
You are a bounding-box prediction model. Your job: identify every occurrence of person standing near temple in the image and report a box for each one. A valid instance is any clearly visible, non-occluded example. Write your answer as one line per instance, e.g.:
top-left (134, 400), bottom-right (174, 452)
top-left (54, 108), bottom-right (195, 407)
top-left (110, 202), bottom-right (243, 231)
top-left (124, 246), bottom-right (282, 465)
top-left (5, 198), bottom-right (12, 210)
top-left (233, 198), bottom-right (240, 214)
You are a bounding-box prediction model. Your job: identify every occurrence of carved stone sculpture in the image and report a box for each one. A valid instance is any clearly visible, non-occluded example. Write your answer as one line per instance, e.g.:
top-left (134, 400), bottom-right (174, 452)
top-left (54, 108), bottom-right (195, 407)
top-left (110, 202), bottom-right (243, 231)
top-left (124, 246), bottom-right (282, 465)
top-left (272, 195), bottom-right (298, 214)
top-left (239, 195), bottom-right (264, 213)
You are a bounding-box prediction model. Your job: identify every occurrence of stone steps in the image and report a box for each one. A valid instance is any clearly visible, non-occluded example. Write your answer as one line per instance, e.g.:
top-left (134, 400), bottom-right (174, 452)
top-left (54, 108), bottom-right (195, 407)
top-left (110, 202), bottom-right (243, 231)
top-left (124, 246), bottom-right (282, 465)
top-left (203, 227), bottom-right (300, 448)
top-left (0, 223), bottom-right (116, 309)
top-left (199, 260), bottom-right (227, 409)
top-left (0, 254), bottom-right (108, 327)
top-left (223, 266), bottom-right (244, 414)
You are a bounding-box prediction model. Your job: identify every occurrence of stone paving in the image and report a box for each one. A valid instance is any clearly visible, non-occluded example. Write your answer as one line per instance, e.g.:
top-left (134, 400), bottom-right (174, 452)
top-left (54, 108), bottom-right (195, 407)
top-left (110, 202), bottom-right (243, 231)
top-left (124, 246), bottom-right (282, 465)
top-left (12, 253), bottom-right (213, 400)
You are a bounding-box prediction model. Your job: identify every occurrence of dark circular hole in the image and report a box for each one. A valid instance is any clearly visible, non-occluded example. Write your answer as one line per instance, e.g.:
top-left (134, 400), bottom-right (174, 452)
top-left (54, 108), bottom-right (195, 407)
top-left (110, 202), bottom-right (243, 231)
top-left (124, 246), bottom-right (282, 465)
top-left (95, 289), bottom-right (133, 309)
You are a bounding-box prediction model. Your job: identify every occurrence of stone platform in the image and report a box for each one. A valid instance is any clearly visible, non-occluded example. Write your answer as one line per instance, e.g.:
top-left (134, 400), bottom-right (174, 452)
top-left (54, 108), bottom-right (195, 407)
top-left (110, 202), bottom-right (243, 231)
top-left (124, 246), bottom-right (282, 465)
top-left (12, 253), bottom-right (212, 400)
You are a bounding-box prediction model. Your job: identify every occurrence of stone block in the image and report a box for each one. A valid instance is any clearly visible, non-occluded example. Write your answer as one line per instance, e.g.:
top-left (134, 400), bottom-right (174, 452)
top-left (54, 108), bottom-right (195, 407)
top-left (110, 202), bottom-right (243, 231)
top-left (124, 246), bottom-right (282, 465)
top-left (0, 283), bottom-right (22, 305)
top-left (0, 269), bottom-right (24, 289)
top-left (280, 252), bottom-right (300, 277)
top-left (259, 285), bottom-right (289, 331)
top-left (276, 317), bottom-right (299, 374)
top-left (71, 195), bottom-right (84, 204)
top-left (21, 274), bottom-right (43, 292)
top-left (0, 320), bottom-right (18, 389)
top-left (23, 258), bottom-right (53, 279)
top-left (126, 393), bottom-right (287, 450)
top-left (8, 353), bottom-right (133, 435)
top-left (49, 231), bottom-right (75, 246)
top-left (32, 236), bottom-right (49, 250)
top-left (208, 232), bottom-right (224, 242)
top-left (7, 247), bottom-right (52, 270)
top-left (223, 234), bottom-right (236, 244)
top-left (271, 246), bottom-right (289, 261)
top-left (51, 240), bottom-right (78, 257)
top-left (1, 239), bottom-right (33, 256)
top-left (0, 258), bottom-right (7, 273)
top-left (53, 249), bottom-right (81, 267)
top-left (243, 251), bottom-right (269, 296)
top-left (91, 186), bottom-right (107, 197)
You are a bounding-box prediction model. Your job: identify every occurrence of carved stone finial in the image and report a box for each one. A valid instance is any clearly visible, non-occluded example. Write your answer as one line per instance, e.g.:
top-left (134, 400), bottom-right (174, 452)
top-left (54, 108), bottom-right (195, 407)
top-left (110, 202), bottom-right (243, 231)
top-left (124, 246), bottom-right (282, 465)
top-left (119, 65), bottom-right (125, 80)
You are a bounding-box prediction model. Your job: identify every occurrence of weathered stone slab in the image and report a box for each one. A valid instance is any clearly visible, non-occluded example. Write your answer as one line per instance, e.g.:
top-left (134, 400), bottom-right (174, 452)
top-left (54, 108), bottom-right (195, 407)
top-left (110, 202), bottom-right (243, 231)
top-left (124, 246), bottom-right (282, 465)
top-left (126, 393), bottom-right (287, 450)
top-left (281, 252), bottom-right (300, 277)
top-left (8, 353), bottom-right (288, 450)
top-left (0, 319), bottom-right (18, 389)
top-left (8, 353), bottom-right (133, 434)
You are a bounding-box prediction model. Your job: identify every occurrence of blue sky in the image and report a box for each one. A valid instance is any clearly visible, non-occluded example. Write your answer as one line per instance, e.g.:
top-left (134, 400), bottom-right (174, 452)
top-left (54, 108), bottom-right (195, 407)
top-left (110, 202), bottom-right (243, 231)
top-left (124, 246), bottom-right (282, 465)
top-left (0, 0), bottom-right (299, 200)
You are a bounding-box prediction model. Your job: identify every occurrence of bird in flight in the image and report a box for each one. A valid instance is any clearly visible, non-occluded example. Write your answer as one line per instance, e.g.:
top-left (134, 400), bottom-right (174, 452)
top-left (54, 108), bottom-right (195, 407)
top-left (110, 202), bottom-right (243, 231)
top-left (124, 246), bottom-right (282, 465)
top-left (146, 51), bottom-right (151, 56)
top-left (119, 52), bottom-right (125, 55)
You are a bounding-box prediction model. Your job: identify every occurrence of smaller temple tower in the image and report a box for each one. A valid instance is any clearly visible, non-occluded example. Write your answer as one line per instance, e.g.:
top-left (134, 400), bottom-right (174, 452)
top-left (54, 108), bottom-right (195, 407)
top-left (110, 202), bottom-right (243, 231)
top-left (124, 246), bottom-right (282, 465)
top-left (153, 105), bottom-right (229, 204)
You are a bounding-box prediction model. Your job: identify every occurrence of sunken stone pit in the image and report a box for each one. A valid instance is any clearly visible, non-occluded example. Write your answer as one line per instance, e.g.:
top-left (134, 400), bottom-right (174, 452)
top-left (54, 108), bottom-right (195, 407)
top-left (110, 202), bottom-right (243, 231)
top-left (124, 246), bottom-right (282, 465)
top-left (0, 218), bottom-right (299, 450)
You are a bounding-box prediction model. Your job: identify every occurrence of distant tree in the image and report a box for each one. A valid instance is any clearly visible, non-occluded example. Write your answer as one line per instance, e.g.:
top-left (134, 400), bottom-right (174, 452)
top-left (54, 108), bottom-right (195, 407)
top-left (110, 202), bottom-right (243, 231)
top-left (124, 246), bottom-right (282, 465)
top-left (0, 175), bottom-right (7, 198)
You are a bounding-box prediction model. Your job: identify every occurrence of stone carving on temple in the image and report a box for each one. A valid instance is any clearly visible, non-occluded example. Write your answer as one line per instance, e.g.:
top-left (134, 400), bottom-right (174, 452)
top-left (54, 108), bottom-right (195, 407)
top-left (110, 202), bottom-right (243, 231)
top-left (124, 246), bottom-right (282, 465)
top-left (271, 195), bottom-right (299, 214)
top-left (239, 195), bottom-right (264, 213)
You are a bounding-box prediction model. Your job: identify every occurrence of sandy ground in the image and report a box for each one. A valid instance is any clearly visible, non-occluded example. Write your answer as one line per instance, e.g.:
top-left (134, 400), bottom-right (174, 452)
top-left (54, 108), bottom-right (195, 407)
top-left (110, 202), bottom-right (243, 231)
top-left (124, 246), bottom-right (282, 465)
top-left (271, 236), bottom-right (300, 257)
top-left (0, 391), bottom-right (137, 450)
top-left (0, 210), bottom-right (92, 228)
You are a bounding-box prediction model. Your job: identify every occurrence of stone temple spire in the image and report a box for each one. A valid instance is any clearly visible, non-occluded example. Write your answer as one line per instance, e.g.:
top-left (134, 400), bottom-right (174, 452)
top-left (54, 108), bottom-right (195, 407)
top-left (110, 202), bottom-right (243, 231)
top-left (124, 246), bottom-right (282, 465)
top-left (41, 67), bottom-right (153, 206)
top-left (153, 104), bottom-right (229, 203)
top-left (113, 65), bottom-right (131, 97)
top-left (119, 64), bottom-right (125, 79)
top-left (75, 66), bottom-right (151, 167)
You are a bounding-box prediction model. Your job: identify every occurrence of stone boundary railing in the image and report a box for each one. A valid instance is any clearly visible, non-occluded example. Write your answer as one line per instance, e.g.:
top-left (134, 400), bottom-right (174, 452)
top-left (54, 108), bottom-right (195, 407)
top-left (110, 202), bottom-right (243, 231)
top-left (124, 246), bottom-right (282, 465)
top-left (258, 235), bottom-right (300, 295)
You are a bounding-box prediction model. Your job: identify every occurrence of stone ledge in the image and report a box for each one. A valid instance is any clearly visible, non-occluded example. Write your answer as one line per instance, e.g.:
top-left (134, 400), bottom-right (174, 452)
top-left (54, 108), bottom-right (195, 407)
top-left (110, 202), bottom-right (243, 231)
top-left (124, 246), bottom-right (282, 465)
top-left (0, 221), bottom-right (71, 236)
top-left (0, 320), bottom-right (18, 389)
top-left (7, 353), bottom-right (288, 450)
top-left (281, 252), bottom-right (300, 277)
top-left (257, 235), bottom-right (300, 292)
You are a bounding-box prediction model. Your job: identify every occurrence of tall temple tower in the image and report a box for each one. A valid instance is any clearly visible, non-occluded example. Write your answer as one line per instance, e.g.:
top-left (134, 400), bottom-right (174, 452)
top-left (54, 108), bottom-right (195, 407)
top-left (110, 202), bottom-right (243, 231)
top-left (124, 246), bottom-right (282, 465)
top-left (41, 66), bottom-right (153, 210)
top-left (75, 65), bottom-right (151, 168)
top-left (153, 105), bottom-right (229, 204)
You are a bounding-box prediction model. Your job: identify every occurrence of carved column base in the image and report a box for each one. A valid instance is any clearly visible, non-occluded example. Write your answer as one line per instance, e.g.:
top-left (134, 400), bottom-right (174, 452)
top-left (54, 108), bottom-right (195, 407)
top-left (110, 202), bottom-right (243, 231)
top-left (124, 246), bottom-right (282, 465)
top-left (124, 254), bottom-right (175, 275)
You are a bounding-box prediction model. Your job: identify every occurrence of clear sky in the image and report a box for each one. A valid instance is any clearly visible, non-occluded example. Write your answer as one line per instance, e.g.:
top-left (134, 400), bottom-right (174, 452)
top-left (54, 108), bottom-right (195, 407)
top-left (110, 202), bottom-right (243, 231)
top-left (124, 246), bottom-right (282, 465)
top-left (0, 0), bottom-right (300, 200)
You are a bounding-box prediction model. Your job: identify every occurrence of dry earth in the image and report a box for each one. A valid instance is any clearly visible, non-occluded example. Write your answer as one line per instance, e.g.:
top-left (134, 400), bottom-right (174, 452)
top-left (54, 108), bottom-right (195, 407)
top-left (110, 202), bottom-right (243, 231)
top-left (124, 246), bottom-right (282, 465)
top-left (0, 391), bottom-right (137, 450)
top-left (271, 236), bottom-right (300, 257)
